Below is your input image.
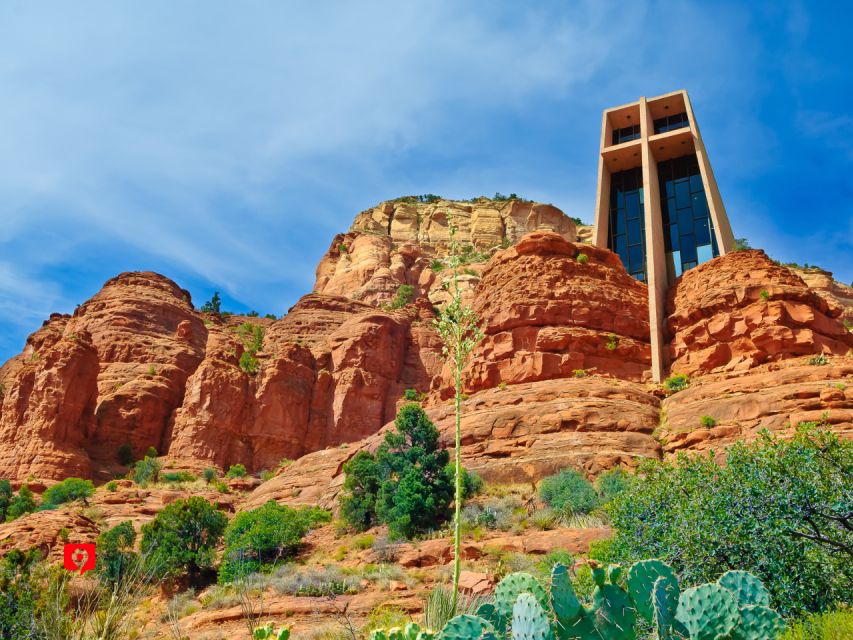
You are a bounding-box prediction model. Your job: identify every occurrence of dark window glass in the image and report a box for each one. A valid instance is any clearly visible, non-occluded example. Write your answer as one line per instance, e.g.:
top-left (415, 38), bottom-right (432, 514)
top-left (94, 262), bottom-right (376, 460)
top-left (626, 193), bottom-right (640, 220)
top-left (611, 124), bottom-right (640, 145)
top-left (608, 167), bottom-right (646, 281)
top-left (614, 234), bottom-right (626, 255)
top-left (653, 111), bottom-right (690, 134)
top-left (627, 217), bottom-right (642, 244)
top-left (628, 244), bottom-right (644, 268)
top-left (657, 153), bottom-right (718, 277)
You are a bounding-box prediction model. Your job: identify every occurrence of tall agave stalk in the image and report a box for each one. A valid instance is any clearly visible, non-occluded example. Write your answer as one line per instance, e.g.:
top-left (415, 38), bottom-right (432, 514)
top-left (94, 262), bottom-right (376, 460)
top-left (434, 221), bottom-right (484, 614)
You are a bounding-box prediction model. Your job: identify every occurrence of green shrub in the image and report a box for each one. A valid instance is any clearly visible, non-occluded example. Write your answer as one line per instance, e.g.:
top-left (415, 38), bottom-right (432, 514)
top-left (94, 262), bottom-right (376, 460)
top-left (97, 521), bottom-right (138, 586)
top-left (106, 480), bottom-right (118, 492)
top-left (0, 549), bottom-right (42, 637)
top-left (604, 333), bottom-right (618, 351)
top-left (429, 258), bottom-right (445, 272)
top-left (576, 252), bottom-right (589, 264)
top-left (608, 424), bottom-right (853, 616)
top-left (538, 468), bottom-right (600, 516)
top-left (117, 443), bottom-right (133, 465)
top-left (132, 456), bottom-right (161, 486)
top-left (5, 485), bottom-right (36, 521)
top-left (595, 468), bottom-right (632, 503)
top-left (200, 291), bottom-right (221, 315)
top-left (239, 351), bottom-right (259, 375)
top-left (145, 446), bottom-right (158, 458)
top-left (733, 237), bottom-right (752, 251)
top-left (663, 373), bottom-right (689, 393)
top-left (259, 469), bottom-right (275, 482)
top-left (161, 471), bottom-right (196, 484)
top-left (402, 388), bottom-right (420, 401)
top-left (781, 609), bottom-right (853, 640)
top-left (700, 415), bottom-right (717, 428)
top-left (0, 480), bottom-right (11, 522)
top-left (140, 496), bottom-right (227, 580)
top-left (760, 288), bottom-right (770, 301)
top-left (202, 467), bottom-right (217, 483)
top-left (809, 353), bottom-right (829, 366)
top-left (389, 284), bottom-right (415, 310)
top-left (573, 369), bottom-right (587, 378)
top-left (339, 403), bottom-right (455, 538)
top-left (42, 478), bottom-right (94, 507)
top-left (219, 501), bottom-right (330, 583)
top-left (225, 464), bottom-right (247, 479)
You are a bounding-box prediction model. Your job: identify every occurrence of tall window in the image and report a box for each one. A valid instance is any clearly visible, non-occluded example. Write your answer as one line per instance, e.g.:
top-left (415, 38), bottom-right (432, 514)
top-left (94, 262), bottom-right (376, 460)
top-left (653, 112), bottom-right (689, 134)
top-left (608, 167), bottom-right (646, 281)
top-left (658, 154), bottom-right (719, 280)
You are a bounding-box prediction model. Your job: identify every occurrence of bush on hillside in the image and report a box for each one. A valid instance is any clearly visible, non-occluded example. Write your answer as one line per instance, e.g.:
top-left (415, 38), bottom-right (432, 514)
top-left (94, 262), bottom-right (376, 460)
top-left (41, 478), bottom-right (94, 507)
top-left (339, 403), bottom-right (457, 539)
top-left (538, 468), bottom-right (600, 516)
top-left (594, 468), bottom-right (632, 503)
top-left (0, 549), bottom-right (41, 638)
top-left (781, 609), bottom-right (853, 640)
top-left (132, 456), bottom-right (161, 486)
top-left (219, 501), bottom-right (331, 582)
top-left (608, 423), bottom-right (853, 616)
top-left (97, 520), bottom-right (138, 586)
top-left (225, 463), bottom-right (247, 478)
top-left (0, 480), bottom-right (11, 522)
top-left (4, 485), bottom-right (36, 522)
top-left (140, 496), bottom-right (227, 580)
top-left (389, 284), bottom-right (415, 310)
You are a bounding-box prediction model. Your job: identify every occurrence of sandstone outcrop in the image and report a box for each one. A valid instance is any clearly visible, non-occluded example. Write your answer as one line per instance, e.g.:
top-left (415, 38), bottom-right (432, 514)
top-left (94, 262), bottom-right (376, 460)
top-left (666, 250), bottom-right (853, 376)
top-left (460, 231), bottom-right (651, 391)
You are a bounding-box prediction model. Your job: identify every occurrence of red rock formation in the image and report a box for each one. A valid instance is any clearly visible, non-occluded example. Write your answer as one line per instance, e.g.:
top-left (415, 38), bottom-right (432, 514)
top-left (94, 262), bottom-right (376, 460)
top-left (461, 231), bottom-right (651, 392)
top-left (666, 250), bottom-right (853, 376)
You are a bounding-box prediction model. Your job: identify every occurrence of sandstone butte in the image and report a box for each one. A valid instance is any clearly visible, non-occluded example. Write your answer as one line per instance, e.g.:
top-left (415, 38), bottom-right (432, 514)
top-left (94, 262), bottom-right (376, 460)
top-left (0, 195), bottom-right (851, 636)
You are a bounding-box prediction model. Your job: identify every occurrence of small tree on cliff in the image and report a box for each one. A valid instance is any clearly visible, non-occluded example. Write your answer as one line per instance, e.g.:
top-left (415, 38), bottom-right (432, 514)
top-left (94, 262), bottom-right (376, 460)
top-left (434, 221), bottom-right (484, 614)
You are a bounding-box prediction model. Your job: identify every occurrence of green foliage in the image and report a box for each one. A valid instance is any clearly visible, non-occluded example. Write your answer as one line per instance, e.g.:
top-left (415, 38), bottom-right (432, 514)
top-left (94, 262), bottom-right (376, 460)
top-left (595, 468), bottom-right (632, 503)
top-left (607, 425), bottom-right (853, 617)
top-left (132, 455), bottom-right (161, 486)
top-left (493, 192), bottom-right (523, 201)
top-left (576, 252), bottom-right (589, 264)
top-left (145, 445), bottom-right (158, 458)
top-left (145, 364), bottom-right (156, 378)
top-left (430, 258), bottom-right (445, 272)
top-left (253, 623), bottom-right (291, 640)
top-left (96, 520), bottom-right (138, 586)
top-left (0, 479), bottom-right (11, 522)
top-left (403, 388), bottom-right (421, 401)
top-left (700, 415), bottom-right (717, 428)
top-left (663, 373), bottom-right (690, 393)
top-left (5, 485), bottom-right (36, 521)
top-left (236, 322), bottom-right (265, 374)
top-left (202, 467), bottom-right (217, 483)
top-left (225, 463), bottom-right (247, 478)
top-left (760, 289), bottom-right (770, 301)
top-left (571, 216), bottom-right (585, 226)
top-left (0, 549), bottom-right (41, 638)
top-left (339, 404), bottom-right (455, 539)
top-left (808, 353), bottom-right (829, 366)
top-left (140, 496), bottom-right (227, 580)
top-left (200, 291), bottom-right (222, 314)
top-left (117, 443), bottom-right (133, 465)
top-left (264, 313), bottom-right (277, 320)
top-left (538, 468), bottom-right (600, 516)
top-left (161, 471), bottom-right (196, 484)
top-left (781, 609), bottom-right (853, 640)
top-left (389, 284), bottom-right (415, 309)
top-left (42, 477), bottom-right (94, 507)
top-left (219, 500), bottom-right (330, 582)
top-left (733, 237), bottom-right (752, 251)
top-left (246, 310), bottom-right (259, 317)
top-left (605, 333), bottom-right (619, 351)
top-left (106, 480), bottom-right (117, 491)
top-left (573, 369), bottom-right (587, 378)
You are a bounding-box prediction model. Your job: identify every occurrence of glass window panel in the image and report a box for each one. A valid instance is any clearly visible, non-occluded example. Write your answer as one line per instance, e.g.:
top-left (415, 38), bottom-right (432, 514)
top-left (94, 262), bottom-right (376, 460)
top-left (626, 193), bottom-right (640, 220)
top-left (669, 225), bottom-right (680, 251)
top-left (614, 234), bottom-right (626, 256)
top-left (689, 173), bottom-right (703, 193)
top-left (672, 250), bottom-right (683, 277)
top-left (615, 209), bottom-right (626, 234)
top-left (627, 217), bottom-right (642, 244)
top-left (695, 218), bottom-right (711, 245)
top-left (683, 261), bottom-right (697, 271)
top-left (665, 180), bottom-right (675, 198)
top-left (628, 244), bottom-right (643, 268)
top-left (616, 190), bottom-right (625, 208)
top-left (680, 235), bottom-right (697, 263)
top-left (675, 180), bottom-right (691, 208)
top-left (691, 191), bottom-right (708, 217)
top-left (697, 244), bottom-right (713, 264)
top-left (677, 207), bottom-right (693, 230)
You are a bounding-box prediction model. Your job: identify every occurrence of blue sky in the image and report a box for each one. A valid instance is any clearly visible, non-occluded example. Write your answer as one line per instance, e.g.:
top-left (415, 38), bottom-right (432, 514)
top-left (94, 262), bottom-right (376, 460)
top-left (1, 1), bottom-right (851, 363)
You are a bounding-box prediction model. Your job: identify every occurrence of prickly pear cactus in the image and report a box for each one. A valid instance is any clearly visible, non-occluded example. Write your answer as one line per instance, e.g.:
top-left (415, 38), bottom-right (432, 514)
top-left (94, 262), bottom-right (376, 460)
top-left (730, 605), bottom-right (786, 640)
top-left (626, 559), bottom-right (678, 623)
top-left (675, 583), bottom-right (740, 640)
top-left (591, 583), bottom-right (636, 640)
top-left (439, 614), bottom-right (495, 640)
top-left (550, 563), bottom-right (582, 625)
top-left (254, 624), bottom-right (290, 640)
top-left (495, 572), bottom-right (549, 623)
top-left (512, 593), bottom-right (554, 640)
top-left (652, 575), bottom-right (679, 640)
top-left (475, 603), bottom-right (503, 633)
top-left (717, 570), bottom-right (771, 608)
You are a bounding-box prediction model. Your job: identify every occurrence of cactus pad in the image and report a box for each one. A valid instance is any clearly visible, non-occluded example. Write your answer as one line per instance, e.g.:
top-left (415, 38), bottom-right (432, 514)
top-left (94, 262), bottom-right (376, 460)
top-left (730, 605), bottom-right (786, 640)
top-left (718, 570), bottom-right (771, 607)
top-left (591, 583), bottom-right (636, 640)
top-left (626, 559), bottom-right (677, 623)
top-left (652, 575), bottom-right (679, 640)
top-left (495, 572), bottom-right (549, 623)
top-left (550, 562), bottom-right (582, 624)
top-left (675, 583), bottom-right (740, 640)
top-left (512, 593), bottom-right (554, 640)
top-left (439, 615), bottom-right (495, 640)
